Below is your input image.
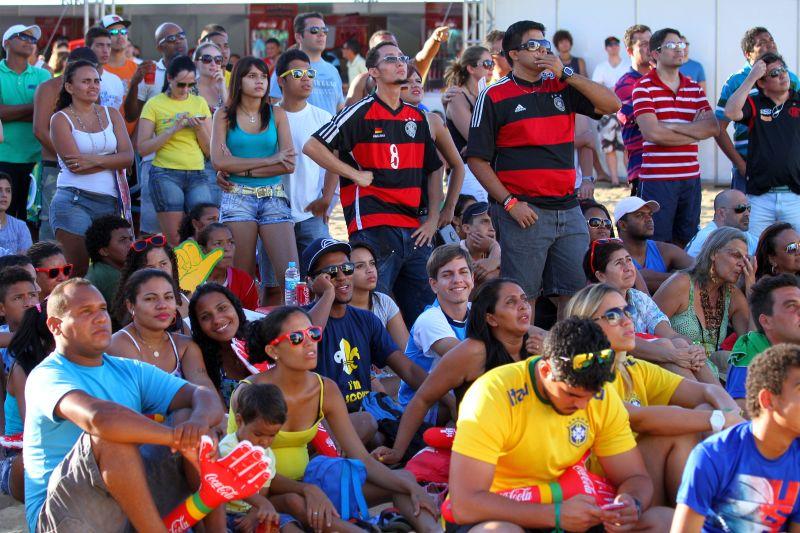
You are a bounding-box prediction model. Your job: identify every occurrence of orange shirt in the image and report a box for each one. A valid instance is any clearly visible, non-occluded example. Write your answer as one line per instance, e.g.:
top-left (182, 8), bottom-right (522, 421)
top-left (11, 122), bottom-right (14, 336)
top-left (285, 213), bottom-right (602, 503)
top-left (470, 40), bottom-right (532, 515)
top-left (105, 59), bottom-right (138, 135)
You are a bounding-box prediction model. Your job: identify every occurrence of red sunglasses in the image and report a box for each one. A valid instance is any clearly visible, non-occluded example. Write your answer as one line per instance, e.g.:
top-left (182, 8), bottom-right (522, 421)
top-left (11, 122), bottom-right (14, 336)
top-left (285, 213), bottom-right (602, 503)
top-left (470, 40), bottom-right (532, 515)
top-left (268, 326), bottom-right (323, 346)
top-left (35, 263), bottom-right (73, 279)
top-left (131, 234), bottom-right (167, 252)
top-left (589, 238), bottom-right (624, 275)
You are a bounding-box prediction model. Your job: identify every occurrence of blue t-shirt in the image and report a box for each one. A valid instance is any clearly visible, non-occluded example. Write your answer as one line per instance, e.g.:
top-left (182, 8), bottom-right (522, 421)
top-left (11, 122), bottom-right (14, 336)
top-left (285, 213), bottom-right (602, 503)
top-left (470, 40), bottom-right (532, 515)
top-left (680, 59), bottom-right (706, 84)
top-left (677, 422), bottom-right (800, 532)
top-left (270, 58), bottom-right (344, 116)
top-left (315, 305), bottom-right (396, 411)
top-left (23, 352), bottom-right (186, 531)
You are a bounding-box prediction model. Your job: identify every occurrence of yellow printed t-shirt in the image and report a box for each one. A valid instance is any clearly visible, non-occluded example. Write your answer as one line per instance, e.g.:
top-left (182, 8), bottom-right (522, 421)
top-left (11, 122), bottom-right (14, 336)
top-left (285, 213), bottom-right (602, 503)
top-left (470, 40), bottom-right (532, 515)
top-left (612, 356), bottom-right (683, 408)
top-left (453, 357), bottom-right (636, 493)
top-left (218, 432), bottom-right (277, 514)
top-left (140, 92), bottom-right (210, 170)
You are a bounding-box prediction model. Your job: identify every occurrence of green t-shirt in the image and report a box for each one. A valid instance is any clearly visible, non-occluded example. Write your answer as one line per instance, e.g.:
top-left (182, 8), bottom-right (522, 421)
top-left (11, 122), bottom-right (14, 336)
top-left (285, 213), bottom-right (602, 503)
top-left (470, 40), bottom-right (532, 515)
top-left (0, 60), bottom-right (51, 164)
top-left (85, 261), bottom-right (121, 307)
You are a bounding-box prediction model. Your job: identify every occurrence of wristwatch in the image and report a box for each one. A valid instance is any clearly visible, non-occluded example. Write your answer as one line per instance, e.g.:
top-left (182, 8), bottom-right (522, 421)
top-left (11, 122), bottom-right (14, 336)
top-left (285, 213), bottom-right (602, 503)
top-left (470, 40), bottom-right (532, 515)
top-left (560, 66), bottom-right (574, 82)
top-left (582, 175), bottom-right (596, 183)
top-left (710, 410), bottom-right (725, 433)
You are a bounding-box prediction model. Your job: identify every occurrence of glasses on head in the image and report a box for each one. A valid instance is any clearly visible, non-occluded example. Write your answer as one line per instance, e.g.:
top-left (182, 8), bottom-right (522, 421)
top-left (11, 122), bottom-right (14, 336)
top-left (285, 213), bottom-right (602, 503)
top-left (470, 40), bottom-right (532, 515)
top-left (589, 238), bottom-right (624, 274)
top-left (479, 59), bottom-right (495, 69)
top-left (306, 26), bottom-right (329, 35)
top-left (159, 31), bottom-right (186, 45)
top-left (768, 66), bottom-right (788, 78)
top-left (312, 262), bottom-right (356, 278)
top-left (657, 41), bottom-right (687, 51)
top-left (131, 234), bottom-right (167, 252)
top-left (785, 241), bottom-right (800, 255)
top-left (13, 33), bottom-right (38, 44)
top-left (198, 54), bottom-right (224, 65)
top-left (731, 203), bottom-right (751, 214)
top-left (108, 28), bottom-right (128, 36)
top-left (175, 81), bottom-right (197, 88)
top-left (35, 264), bottom-right (73, 279)
top-left (378, 55), bottom-right (412, 66)
top-left (594, 305), bottom-right (635, 327)
top-left (279, 68), bottom-right (317, 80)
top-left (559, 348), bottom-right (616, 372)
top-left (516, 39), bottom-right (552, 52)
top-left (269, 326), bottom-right (323, 346)
top-left (587, 217), bottom-right (613, 230)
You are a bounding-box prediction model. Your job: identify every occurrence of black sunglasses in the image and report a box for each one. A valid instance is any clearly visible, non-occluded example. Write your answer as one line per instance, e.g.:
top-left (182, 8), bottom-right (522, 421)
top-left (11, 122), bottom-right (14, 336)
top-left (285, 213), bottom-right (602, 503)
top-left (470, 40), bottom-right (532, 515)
top-left (306, 26), bottom-right (329, 35)
top-left (159, 31), bottom-right (186, 45)
top-left (175, 81), bottom-right (197, 88)
top-left (479, 59), bottom-right (495, 69)
top-left (768, 67), bottom-right (788, 78)
top-left (198, 54), bottom-right (224, 65)
top-left (313, 262), bottom-right (355, 277)
top-left (731, 204), bottom-right (751, 214)
top-left (587, 217), bottom-right (613, 229)
top-left (13, 33), bottom-right (38, 44)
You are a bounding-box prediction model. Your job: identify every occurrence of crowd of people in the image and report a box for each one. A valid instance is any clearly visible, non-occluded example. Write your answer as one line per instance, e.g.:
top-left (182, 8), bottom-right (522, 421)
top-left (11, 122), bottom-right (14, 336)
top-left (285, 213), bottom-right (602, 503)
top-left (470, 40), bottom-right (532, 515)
top-left (0, 9), bottom-right (797, 533)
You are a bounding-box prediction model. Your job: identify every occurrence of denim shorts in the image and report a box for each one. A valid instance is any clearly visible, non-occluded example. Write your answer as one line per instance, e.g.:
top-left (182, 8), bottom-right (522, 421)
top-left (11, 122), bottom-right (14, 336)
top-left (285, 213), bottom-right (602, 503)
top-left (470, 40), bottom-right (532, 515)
top-left (148, 165), bottom-right (213, 213)
top-left (50, 186), bottom-right (119, 236)
top-left (220, 190), bottom-right (292, 226)
top-left (0, 449), bottom-right (18, 496)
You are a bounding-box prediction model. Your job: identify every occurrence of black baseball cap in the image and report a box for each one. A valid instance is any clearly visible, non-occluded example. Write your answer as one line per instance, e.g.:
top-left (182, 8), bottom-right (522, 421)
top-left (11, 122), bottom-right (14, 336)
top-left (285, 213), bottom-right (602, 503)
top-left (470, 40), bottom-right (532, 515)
top-left (302, 238), bottom-right (351, 275)
top-left (605, 36), bottom-right (621, 47)
top-left (461, 201), bottom-right (489, 225)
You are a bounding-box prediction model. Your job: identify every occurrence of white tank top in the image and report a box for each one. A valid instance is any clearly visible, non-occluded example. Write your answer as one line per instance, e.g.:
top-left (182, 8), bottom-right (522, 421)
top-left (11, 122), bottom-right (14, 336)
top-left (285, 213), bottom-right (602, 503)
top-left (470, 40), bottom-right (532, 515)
top-left (56, 106), bottom-right (118, 198)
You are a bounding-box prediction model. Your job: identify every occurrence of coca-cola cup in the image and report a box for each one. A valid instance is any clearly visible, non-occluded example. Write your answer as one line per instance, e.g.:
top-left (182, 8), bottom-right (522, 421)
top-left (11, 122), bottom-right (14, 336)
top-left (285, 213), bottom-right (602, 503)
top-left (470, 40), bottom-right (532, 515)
top-left (144, 62), bottom-right (156, 85)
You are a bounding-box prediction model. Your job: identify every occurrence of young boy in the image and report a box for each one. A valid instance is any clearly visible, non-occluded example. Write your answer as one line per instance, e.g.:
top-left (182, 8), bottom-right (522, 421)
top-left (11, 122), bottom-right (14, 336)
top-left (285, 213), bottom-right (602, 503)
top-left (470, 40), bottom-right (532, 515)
top-left (221, 382), bottom-right (287, 532)
top-left (84, 215), bottom-right (133, 305)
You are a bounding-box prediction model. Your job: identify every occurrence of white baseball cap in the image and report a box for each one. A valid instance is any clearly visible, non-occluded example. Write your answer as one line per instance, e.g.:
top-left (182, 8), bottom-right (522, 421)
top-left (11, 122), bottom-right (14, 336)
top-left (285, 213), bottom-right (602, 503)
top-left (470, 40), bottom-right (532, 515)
top-left (614, 196), bottom-right (660, 224)
top-left (100, 14), bottom-right (131, 29)
top-left (2, 24), bottom-right (42, 45)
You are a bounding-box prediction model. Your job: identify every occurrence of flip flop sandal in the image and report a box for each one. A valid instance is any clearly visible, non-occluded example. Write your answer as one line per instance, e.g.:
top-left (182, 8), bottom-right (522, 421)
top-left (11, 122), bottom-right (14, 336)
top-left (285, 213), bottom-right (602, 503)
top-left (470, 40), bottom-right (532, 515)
top-left (377, 508), bottom-right (413, 533)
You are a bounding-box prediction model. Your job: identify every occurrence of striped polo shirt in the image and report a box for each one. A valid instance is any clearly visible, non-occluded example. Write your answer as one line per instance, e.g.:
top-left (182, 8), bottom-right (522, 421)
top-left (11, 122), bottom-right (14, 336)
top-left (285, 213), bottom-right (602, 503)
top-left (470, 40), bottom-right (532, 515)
top-left (614, 68), bottom-right (644, 182)
top-left (466, 74), bottom-right (601, 210)
top-left (632, 70), bottom-right (711, 181)
top-left (312, 94), bottom-right (442, 234)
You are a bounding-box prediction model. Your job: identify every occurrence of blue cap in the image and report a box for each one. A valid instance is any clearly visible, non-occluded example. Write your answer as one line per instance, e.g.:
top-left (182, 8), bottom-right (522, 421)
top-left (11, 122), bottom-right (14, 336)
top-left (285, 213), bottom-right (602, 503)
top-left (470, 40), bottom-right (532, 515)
top-left (302, 238), bottom-right (352, 275)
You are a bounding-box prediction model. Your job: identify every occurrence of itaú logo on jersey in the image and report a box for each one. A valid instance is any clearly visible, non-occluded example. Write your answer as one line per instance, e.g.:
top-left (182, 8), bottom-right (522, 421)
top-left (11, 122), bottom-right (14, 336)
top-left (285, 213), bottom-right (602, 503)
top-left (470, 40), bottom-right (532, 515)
top-left (204, 473), bottom-right (238, 499)
top-left (168, 516), bottom-right (191, 533)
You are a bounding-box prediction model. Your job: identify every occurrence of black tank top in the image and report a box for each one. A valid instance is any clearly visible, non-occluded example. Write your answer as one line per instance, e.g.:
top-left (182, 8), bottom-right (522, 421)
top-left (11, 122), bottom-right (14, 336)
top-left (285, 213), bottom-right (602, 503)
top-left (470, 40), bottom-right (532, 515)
top-left (446, 91), bottom-right (475, 157)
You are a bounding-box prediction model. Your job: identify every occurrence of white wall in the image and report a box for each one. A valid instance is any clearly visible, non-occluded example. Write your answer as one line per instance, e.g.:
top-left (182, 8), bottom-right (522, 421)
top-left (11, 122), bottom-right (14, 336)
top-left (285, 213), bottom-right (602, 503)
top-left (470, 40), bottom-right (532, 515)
top-left (493, 0), bottom-right (800, 184)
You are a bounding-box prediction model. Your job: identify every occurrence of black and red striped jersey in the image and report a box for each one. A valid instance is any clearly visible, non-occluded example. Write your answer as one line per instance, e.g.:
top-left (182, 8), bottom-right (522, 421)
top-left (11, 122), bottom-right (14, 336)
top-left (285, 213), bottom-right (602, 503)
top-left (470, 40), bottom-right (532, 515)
top-left (313, 94), bottom-right (442, 234)
top-left (466, 74), bottom-right (601, 210)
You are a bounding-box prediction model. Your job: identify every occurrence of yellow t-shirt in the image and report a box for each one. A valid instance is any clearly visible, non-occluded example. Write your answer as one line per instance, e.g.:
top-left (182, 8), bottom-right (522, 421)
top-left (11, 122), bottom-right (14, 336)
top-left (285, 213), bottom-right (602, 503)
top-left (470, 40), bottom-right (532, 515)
top-left (218, 432), bottom-right (277, 514)
top-left (611, 356), bottom-right (683, 408)
top-left (453, 357), bottom-right (636, 493)
top-left (140, 92), bottom-right (210, 170)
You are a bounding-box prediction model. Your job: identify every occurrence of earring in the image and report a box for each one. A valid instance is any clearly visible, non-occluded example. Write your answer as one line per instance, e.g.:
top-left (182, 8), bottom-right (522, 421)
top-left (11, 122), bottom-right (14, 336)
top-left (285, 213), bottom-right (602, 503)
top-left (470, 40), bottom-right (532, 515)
top-left (710, 263), bottom-right (718, 284)
top-left (771, 262), bottom-right (777, 275)
top-left (130, 309), bottom-right (135, 317)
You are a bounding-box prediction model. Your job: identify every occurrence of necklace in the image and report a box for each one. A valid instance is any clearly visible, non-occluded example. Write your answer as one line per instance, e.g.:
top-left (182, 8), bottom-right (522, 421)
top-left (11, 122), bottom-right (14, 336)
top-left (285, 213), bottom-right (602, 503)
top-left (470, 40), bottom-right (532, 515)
top-left (698, 283), bottom-right (724, 347)
top-left (69, 104), bottom-right (108, 154)
top-left (510, 73), bottom-right (535, 95)
top-left (132, 324), bottom-right (167, 359)
top-left (241, 107), bottom-right (258, 124)
top-left (773, 101), bottom-right (786, 118)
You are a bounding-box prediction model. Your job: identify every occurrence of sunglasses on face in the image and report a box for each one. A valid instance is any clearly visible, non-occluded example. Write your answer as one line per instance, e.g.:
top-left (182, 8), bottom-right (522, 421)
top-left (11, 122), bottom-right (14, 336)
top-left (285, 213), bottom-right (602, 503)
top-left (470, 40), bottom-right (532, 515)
top-left (587, 217), bottom-right (613, 230)
top-left (589, 238), bottom-right (624, 274)
top-left (131, 234), bottom-right (167, 252)
top-left (306, 26), bottom-right (329, 35)
top-left (379, 55), bottom-right (412, 65)
top-left (560, 348), bottom-right (616, 372)
top-left (13, 33), bottom-right (38, 44)
top-left (198, 54), bottom-right (224, 65)
top-left (731, 203), bottom-right (751, 214)
top-left (479, 59), bottom-right (495, 69)
top-left (313, 262), bottom-right (356, 278)
top-left (175, 81), bottom-right (197, 88)
top-left (657, 41), bottom-right (687, 51)
top-left (594, 305), bottom-right (635, 326)
top-left (159, 31), bottom-right (186, 45)
top-left (279, 68), bottom-right (317, 79)
top-left (35, 264), bottom-right (73, 279)
top-left (108, 28), bottom-right (128, 36)
top-left (516, 39), bottom-right (552, 52)
top-left (269, 326), bottom-right (323, 346)
top-left (786, 241), bottom-right (800, 255)
top-left (768, 66), bottom-right (788, 78)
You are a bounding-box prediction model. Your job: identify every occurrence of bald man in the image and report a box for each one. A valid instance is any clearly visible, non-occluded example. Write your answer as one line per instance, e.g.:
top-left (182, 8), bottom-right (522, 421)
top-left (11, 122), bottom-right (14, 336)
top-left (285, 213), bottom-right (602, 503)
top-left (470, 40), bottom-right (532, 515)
top-left (686, 189), bottom-right (759, 257)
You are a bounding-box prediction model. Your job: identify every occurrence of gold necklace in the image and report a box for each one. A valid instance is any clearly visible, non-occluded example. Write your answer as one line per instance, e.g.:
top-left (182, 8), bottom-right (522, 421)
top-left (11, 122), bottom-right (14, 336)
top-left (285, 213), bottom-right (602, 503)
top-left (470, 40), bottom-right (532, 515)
top-left (132, 324), bottom-right (167, 359)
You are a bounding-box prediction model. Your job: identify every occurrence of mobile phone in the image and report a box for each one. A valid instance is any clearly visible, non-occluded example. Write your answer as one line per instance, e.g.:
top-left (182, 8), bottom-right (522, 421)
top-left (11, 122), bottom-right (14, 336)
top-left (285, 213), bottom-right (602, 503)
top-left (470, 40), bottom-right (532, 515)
top-left (438, 224), bottom-right (460, 245)
top-left (601, 502), bottom-right (626, 511)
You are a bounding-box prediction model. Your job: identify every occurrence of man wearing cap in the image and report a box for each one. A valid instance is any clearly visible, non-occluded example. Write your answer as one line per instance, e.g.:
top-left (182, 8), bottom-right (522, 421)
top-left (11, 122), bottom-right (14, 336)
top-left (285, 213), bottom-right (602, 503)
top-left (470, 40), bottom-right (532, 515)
top-left (304, 238), bottom-right (428, 444)
top-left (0, 24), bottom-right (50, 223)
top-left (685, 189), bottom-right (758, 258)
top-left (615, 196), bottom-right (693, 294)
top-left (460, 201), bottom-right (500, 289)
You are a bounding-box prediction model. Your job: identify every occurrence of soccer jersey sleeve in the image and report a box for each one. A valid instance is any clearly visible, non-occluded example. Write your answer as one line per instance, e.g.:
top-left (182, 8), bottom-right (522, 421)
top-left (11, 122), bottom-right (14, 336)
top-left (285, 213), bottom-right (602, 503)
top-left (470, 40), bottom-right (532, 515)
top-left (715, 74), bottom-right (740, 121)
top-left (632, 81), bottom-right (655, 117)
top-left (312, 104), bottom-right (359, 154)
top-left (563, 83), bottom-right (603, 119)
top-left (591, 386), bottom-right (637, 458)
top-left (452, 371), bottom-right (512, 466)
top-left (420, 117), bottom-right (443, 175)
top-left (638, 359), bottom-right (683, 406)
top-left (736, 96), bottom-right (757, 127)
top-left (676, 442), bottom-right (723, 516)
top-left (464, 87), bottom-right (497, 162)
top-left (413, 309), bottom-right (458, 356)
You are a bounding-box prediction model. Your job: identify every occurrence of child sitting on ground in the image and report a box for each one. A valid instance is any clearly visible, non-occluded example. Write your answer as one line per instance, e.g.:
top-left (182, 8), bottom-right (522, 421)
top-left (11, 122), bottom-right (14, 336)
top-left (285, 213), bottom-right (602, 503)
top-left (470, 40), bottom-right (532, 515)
top-left (220, 382), bottom-right (287, 532)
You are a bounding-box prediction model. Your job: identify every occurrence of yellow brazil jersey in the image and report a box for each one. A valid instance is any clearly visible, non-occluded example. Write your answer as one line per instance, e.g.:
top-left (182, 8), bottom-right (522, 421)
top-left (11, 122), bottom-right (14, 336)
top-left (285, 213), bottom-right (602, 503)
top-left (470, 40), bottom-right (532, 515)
top-left (452, 357), bottom-right (636, 493)
top-left (611, 356), bottom-right (683, 408)
top-left (140, 92), bottom-right (211, 170)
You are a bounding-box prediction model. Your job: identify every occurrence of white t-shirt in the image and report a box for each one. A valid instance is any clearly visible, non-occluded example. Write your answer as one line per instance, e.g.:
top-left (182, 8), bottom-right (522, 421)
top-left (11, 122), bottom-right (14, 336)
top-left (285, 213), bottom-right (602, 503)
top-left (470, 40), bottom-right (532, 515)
top-left (282, 103), bottom-right (333, 222)
top-left (371, 291), bottom-right (400, 327)
top-left (591, 59), bottom-right (630, 89)
top-left (99, 69), bottom-right (125, 110)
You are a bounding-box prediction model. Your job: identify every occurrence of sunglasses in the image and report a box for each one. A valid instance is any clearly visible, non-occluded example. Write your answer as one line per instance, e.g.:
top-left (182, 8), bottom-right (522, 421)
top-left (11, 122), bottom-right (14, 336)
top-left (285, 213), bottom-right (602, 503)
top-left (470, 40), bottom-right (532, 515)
top-left (589, 238), bottom-right (624, 274)
top-left (35, 263), bottom-right (73, 279)
top-left (479, 59), bottom-right (495, 69)
top-left (159, 31), bottom-right (186, 45)
top-left (786, 242), bottom-right (800, 255)
top-left (306, 26), bottom-right (329, 35)
top-left (312, 262), bottom-right (356, 278)
top-left (175, 81), bottom-right (197, 88)
top-left (269, 326), bottom-right (323, 346)
top-left (279, 68), bottom-right (317, 80)
top-left (198, 54), bottom-right (224, 65)
top-left (587, 217), bottom-right (613, 230)
top-left (657, 41), bottom-right (687, 51)
top-left (768, 66), bottom-right (788, 78)
top-left (131, 234), bottom-right (167, 252)
top-left (378, 55), bottom-right (412, 66)
top-left (13, 33), bottom-right (38, 44)
top-left (516, 39), bottom-right (552, 52)
top-left (108, 28), bottom-right (128, 36)
top-left (560, 348), bottom-right (616, 372)
top-left (594, 305), bottom-right (635, 327)
top-left (731, 203), bottom-right (751, 214)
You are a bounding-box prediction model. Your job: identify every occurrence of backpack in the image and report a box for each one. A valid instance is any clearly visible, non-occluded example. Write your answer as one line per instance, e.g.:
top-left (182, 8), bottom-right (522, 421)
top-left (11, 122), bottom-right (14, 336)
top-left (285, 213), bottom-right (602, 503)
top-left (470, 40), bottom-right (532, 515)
top-left (361, 392), bottom-right (430, 462)
top-left (303, 456), bottom-right (369, 521)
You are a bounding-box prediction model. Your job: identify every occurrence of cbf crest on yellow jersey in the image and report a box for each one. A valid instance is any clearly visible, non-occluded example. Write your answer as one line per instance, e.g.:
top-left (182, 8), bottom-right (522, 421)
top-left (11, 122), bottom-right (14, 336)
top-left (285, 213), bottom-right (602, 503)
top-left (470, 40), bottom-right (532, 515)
top-left (453, 357), bottom-right (636, 493)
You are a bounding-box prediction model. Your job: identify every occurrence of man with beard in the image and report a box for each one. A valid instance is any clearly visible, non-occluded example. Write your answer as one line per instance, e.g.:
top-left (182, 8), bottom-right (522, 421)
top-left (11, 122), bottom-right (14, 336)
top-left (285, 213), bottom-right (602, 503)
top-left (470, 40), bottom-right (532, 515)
top-left (615, 197), bottom-right (693, 294)
top-left (686, 190), bottom-right (758, 257)
top-left (304, 42), bottom-right (443, 325)
top-left (304, 238), bottom-right (428, 444)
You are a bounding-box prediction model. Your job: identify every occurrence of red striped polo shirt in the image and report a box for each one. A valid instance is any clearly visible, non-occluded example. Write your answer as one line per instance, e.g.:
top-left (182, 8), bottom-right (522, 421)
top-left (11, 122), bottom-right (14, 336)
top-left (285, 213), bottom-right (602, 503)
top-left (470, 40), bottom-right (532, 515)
top-left (632, 70), bottom-right (711, 181)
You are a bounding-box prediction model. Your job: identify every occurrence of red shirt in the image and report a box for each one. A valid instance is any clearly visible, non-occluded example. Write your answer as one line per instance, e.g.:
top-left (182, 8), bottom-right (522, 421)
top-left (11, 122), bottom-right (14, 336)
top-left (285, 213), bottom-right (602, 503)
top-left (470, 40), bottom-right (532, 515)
top-left (632, 70), bottom-right (711, 181)
top-left (226, 267), bottom-right (258, 310)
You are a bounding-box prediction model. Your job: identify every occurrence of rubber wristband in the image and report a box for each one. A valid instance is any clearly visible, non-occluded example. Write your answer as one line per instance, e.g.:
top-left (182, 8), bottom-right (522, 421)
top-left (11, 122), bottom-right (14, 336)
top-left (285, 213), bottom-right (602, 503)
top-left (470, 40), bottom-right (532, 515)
top-left (502, 193), bottom-right (513, 206)
top-left (554, 501), bottom-right (562, 532)
top-left (191, 492), bottom-right (213, 515)
top-left (504, 197), bottom-right (519, 212)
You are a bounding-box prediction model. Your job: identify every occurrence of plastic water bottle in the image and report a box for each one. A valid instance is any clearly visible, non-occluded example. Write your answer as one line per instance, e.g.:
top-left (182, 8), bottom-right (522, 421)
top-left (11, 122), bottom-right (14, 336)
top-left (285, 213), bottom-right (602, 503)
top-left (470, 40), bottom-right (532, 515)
top-left (284, 261), bottom-right (300, 305)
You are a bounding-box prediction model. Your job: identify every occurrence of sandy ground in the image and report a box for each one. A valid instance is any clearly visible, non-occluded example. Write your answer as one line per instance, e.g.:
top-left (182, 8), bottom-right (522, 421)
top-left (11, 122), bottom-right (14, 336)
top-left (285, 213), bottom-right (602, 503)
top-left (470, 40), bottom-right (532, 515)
top-left (0, 182), bottom-right (723, 533)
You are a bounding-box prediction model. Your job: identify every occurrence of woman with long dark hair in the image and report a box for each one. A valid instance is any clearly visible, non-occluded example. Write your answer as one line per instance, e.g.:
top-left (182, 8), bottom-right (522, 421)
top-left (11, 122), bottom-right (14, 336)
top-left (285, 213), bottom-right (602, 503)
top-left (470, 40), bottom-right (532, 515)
top-left (138, 55), bottom-right (213, 245)
top-left (49, 59), bottom-right (133, 275)
top-left (371, 278), bottom-right (531, 465)
top-left (177, 202), bottom-right (219, 242)
top-left (754, 222), bottom-right (800, 280)
top-left (211, 56), bottom-right (297, 290)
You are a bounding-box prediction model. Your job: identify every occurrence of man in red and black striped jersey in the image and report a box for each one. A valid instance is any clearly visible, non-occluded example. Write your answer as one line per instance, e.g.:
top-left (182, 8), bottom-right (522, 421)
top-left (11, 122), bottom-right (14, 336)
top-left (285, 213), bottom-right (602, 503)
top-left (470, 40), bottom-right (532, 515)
top-left (466, 20), bottom-right (621, 320)
top-left (632, 27), bottom-right (719, 248)
top-left (304, 41), bottom-right (443, 324)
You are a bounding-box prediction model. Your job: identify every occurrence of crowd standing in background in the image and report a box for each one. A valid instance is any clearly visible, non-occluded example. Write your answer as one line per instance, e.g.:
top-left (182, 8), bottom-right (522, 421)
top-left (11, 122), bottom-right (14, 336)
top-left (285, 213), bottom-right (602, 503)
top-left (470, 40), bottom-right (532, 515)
top-left (0, 11), bottom-right (796, 533)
